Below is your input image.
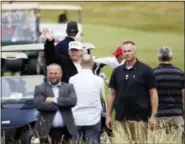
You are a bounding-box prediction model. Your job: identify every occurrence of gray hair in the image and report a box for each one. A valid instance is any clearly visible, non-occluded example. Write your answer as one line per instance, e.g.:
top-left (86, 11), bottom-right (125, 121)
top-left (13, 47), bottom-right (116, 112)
top-left (81, 54), bottom-right (94, 67)
top-left (158, 46), bottom-right (173, 61)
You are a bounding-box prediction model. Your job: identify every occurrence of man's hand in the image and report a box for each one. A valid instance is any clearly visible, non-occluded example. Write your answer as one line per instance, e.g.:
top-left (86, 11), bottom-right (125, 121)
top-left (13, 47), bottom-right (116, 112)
top-left (45, 97), bottom-right (54, 104)
top-left (106, 116), bottom-right (112, 130)
top-left (148, 116), bottom-right (156, 131)
top-left (42, 28), bottom-right (54, 41)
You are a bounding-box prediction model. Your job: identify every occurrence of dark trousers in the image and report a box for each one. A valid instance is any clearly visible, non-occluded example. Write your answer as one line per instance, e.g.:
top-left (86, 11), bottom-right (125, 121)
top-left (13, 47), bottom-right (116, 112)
top-left (76, 121), bottom-right (101, 144)
top-left (49, 127), bottom-right (71, 144)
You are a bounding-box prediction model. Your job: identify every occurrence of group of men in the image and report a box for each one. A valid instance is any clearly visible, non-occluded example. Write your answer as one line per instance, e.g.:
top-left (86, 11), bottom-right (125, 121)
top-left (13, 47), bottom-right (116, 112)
top-left (31, 21), bottom-right (184, 144)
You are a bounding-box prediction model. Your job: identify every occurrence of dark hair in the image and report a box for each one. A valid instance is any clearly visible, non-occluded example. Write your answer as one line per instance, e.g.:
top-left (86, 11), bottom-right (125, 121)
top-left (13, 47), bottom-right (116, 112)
top-left (58, 14), bottom-right (67, 23)
top-left (159, 54), bottom-right (171, 61)
top-left (122, 41), bottom-right (135, 45)
top-left (66, 21), bottom-right (78, 36)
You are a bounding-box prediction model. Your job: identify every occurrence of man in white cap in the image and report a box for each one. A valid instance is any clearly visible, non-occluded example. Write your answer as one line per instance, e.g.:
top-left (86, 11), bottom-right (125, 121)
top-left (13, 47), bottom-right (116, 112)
top-left (43, 28), bottom-right (83, 83)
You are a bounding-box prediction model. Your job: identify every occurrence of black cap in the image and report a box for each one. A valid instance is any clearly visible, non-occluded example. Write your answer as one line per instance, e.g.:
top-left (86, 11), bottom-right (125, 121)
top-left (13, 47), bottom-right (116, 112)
top-left (66, 21), bottom-right (78, 33)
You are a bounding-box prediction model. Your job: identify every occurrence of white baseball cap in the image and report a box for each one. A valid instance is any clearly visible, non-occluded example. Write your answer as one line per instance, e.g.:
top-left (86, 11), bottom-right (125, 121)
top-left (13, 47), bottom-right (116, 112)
top-left (69, 41), bottom-right (83, 51)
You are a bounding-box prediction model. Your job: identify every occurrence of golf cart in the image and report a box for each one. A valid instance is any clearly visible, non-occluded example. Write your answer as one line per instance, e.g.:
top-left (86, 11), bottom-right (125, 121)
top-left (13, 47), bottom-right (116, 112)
top-left (2, 3), bottom-right (43, 76)
top-left (1, 51), bottom-right (45, 144)
top-left (1, 42), bottom-right (97, 76)
top-left (2, 3), bottom-right (40, 45)
top-left (2, 3), bottom-right (83, 43)
top-left (1, 44), bottom-right (46, 76)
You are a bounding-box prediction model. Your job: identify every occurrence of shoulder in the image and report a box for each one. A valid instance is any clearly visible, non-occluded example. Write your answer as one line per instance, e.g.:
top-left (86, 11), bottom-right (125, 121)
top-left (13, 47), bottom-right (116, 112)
top-left (113, 65), bottom-right (123, 73)
top-left (93, 75), bottom-right (104, 86)
top-left (94, 74), bottom-right (104, 82)
top-left (61, 82), bottom-right (74, 88)
top-left (136, 61), bottom-right (155, 77)
top-left (56, 40), bottom-right (65, 46)
top-left (34, 82), bottom-right (45, 91)
top-left (153, 65), bottom-right (184, 75)
top-left (138, 61), bottom-right (152, 70)
top-left (69, 73), bottom-right (79, 81)
top-left (172, 66), bottom-right (184, 73)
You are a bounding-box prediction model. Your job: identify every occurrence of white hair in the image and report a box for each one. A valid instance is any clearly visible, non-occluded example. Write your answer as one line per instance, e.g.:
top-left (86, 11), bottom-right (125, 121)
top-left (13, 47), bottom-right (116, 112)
top-left (158, 46), bottom-right (173, 61)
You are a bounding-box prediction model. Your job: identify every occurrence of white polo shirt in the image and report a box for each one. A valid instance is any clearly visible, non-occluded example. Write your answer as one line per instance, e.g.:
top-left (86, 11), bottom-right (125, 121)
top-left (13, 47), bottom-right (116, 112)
top-left (69, 69), bottom-right (105, 126)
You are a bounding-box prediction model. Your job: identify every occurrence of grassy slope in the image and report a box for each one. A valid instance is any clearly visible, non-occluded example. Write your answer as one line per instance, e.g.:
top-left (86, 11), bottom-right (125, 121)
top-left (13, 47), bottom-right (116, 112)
top-left (37, 1), bottom-right (184, 95)
top-left (37, 1), bottom-right (184, 73)
top-left (39, 2), bottom-right (184, 33)
top-left (3, 1), bottom-right (184, 91)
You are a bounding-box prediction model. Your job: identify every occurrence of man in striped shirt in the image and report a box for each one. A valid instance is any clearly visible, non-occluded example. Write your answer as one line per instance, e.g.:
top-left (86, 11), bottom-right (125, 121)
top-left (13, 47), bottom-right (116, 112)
top-left (153, 46), bottom-right (185, 142)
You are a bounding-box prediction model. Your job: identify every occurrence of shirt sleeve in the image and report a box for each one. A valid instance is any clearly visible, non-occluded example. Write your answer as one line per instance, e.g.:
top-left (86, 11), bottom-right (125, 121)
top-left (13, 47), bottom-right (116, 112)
top-left (144, 68), bottom-right (156, 90)
top-left (95, 57), bottom-right (114, 67)
top-left (109, 69), bottom-right (117, 90)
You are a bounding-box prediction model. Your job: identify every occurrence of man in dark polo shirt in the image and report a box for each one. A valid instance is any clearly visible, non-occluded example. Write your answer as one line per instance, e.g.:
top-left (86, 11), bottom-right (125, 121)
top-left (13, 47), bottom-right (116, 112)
top-left (153, 46), bottom-right (185, 143)
top-left (106, 41), bottom-right (159, 143)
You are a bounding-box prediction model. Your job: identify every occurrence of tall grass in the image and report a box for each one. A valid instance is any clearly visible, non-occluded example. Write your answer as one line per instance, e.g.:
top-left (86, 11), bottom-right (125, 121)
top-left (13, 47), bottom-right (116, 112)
top-left (112, 121), bottom-right (184, 144)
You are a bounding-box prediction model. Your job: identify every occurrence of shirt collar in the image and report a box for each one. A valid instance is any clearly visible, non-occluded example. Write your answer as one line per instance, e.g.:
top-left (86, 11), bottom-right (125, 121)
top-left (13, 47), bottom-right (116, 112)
top-left (123, 59), bottom-right (139, 70)
top-left (80, 68), bottom-right (93, 73)
top-left (66, 36), bottom-right (75, 40)
top-left (48, 81), bottom-right (61, 87)
top-left (159, 63), bottom-right (172, 67)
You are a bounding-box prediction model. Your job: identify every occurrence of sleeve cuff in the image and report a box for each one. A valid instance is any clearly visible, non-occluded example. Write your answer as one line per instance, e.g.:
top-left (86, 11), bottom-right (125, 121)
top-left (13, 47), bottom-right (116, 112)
top-left (53, 97), bottom-right (58, 103)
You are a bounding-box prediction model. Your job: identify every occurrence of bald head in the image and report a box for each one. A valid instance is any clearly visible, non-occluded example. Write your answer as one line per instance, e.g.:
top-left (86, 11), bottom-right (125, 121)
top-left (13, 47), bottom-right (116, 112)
top-left (47, 63), bottom-right (62, 72)
top-left (47, 63), bottom-right (62, 84)
top-left (81, 54), bottom-right (94, 68)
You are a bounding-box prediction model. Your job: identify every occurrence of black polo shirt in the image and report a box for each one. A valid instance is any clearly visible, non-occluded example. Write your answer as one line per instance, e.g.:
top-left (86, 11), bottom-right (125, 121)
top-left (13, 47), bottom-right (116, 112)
top-left (109, 60), bottom-right (156, 121)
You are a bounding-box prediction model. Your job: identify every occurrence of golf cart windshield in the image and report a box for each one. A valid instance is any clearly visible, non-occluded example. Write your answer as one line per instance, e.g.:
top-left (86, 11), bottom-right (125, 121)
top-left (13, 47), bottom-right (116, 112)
top-left (2, 75), bottom-right (44, 101)
top-left (2, 10), bottom-right (37, 42)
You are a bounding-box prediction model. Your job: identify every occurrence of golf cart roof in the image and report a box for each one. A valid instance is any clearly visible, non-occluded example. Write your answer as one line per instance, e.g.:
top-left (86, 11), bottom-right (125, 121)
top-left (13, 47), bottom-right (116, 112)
top-left (39, 4), bottom-right (82, 11)
top-left (1, 42), bottom-right (96, 52)
top-left (2, 3), bottom-right (40, 10)
top-left (83, 43), bottom-right (96, 50)
top-left (2, 52), bottom-right (28, 60)
top-left (2, 3), bottom-right (82, 11)
top-left (1, 43), bottom-right (44, 52)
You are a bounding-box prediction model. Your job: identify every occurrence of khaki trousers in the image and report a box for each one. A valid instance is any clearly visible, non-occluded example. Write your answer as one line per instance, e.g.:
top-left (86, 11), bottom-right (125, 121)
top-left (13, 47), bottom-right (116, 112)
top-left (156, 116), bottom-right (184, 144)
top-left (114, 120), bottom-right (148, 144)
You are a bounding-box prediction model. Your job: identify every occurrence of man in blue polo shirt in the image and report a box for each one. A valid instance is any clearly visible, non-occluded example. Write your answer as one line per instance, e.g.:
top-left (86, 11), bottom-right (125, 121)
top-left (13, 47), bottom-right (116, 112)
top-left (55, 21), bottom-right (78, 57)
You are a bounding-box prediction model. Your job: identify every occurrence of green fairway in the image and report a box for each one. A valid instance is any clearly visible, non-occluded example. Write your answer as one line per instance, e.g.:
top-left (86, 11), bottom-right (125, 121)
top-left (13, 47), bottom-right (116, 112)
top-left (37, 1), bottom-right (184, 70)
top-left (3, 1), bottom-right (184, 92)
top-left (1, 2), bottom-right (184, 143)
top-left (82, 24), bottom-right (184, 96)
